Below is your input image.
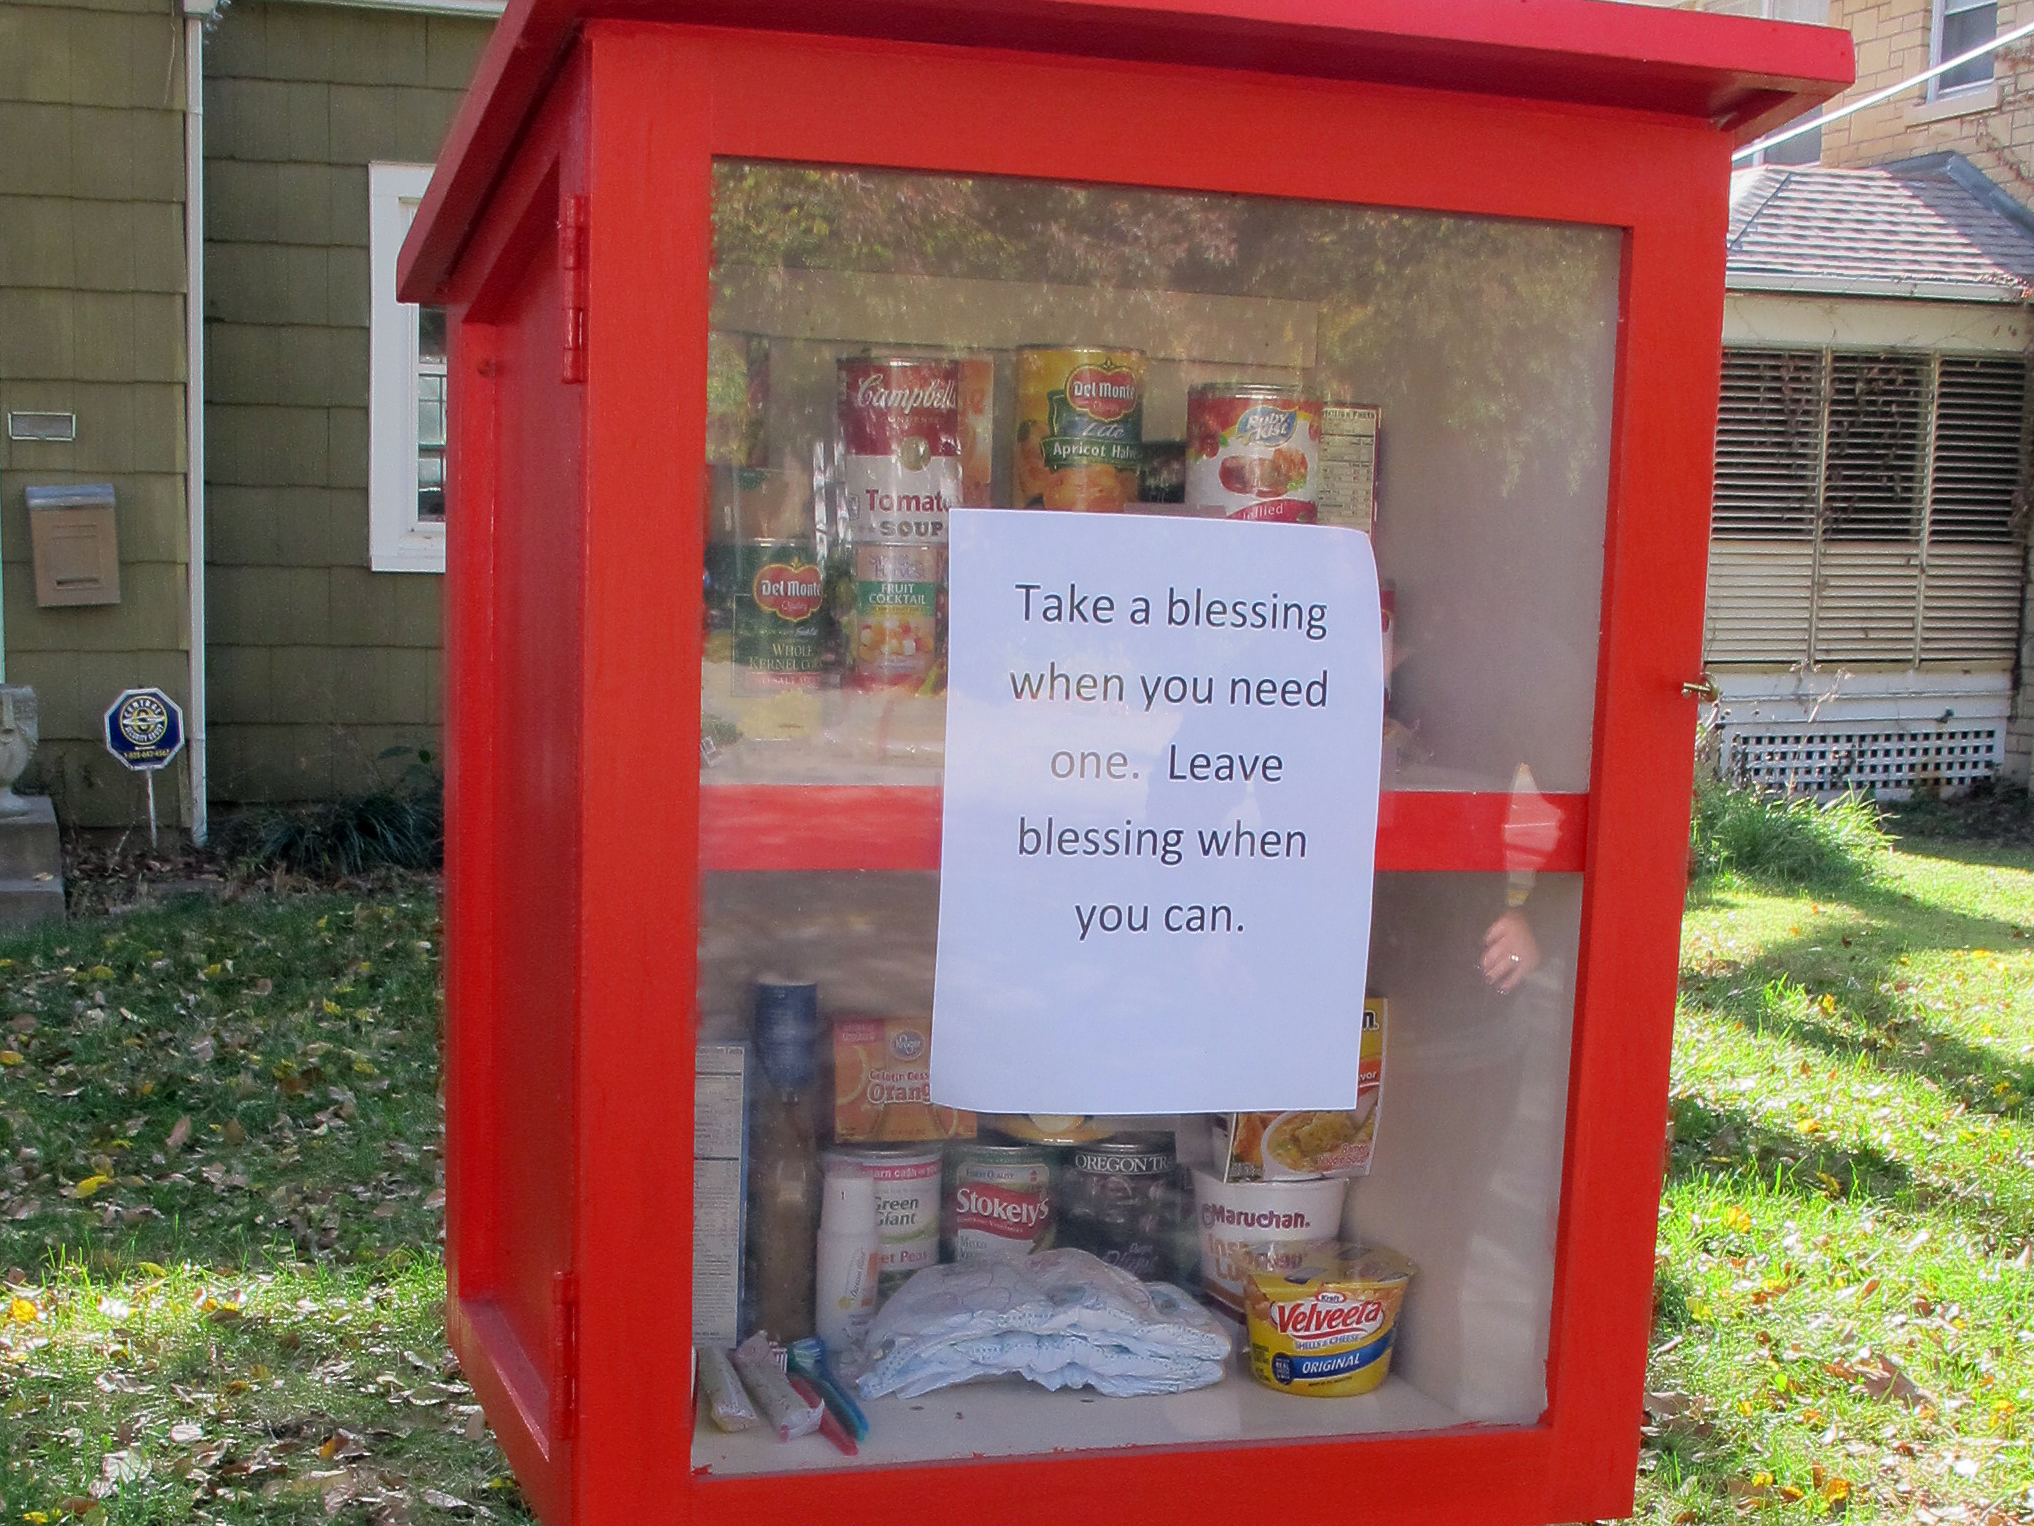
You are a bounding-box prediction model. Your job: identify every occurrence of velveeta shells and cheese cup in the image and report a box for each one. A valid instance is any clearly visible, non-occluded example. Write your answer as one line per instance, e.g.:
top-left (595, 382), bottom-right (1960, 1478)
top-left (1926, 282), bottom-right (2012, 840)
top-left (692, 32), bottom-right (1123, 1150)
top-left (1245, 1243), bottom-right (1416, 1398)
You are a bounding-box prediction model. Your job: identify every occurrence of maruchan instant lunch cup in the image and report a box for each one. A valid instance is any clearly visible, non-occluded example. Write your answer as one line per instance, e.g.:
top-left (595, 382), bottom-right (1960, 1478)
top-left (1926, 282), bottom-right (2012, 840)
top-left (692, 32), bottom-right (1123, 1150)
top-left (1190, 1169), bottom-right (1346, 1319)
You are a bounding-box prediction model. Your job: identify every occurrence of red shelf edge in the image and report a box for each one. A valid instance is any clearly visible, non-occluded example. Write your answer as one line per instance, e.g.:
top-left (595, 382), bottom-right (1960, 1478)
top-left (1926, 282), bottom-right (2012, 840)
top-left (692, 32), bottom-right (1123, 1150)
top-left (697, 785), bottom-right (1587, 874)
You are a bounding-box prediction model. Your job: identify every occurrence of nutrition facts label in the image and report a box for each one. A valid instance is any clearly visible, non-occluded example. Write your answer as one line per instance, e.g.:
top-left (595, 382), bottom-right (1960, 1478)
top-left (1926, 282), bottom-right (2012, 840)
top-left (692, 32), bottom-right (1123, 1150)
top-left (692, 1043), bottom-right (749, 1348)
top-left (932, 512), bottom-right (1384, 1116)
top-left (1316, 404), bottom-right (1380, 533)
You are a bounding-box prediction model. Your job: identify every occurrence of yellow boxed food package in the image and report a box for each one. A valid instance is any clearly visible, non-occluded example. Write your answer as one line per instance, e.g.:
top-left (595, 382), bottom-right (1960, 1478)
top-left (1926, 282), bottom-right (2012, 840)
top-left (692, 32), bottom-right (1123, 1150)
top-left (833, 1015), bottom-right (974, 1143)
top-left (1245, 1243), bottom-right (1416, 1398)
top-left (1221, 996), bottom-right (1384, 1181)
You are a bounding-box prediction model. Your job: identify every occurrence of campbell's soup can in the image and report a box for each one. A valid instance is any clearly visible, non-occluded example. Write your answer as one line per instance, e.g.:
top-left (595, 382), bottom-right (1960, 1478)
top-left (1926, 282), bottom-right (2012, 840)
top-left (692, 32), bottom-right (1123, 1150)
top-left (944, 1142), bottom-right (1055, 1262)
top-left (1186, 383), bottom-right (1323, 523)
top-left (1013, 346), bottom-right (1145, 511)
top-left (838, 357), bottom-right (961, 546)
top-left (851, 544), bottom-right (942, 692)
top-left (823, 1144), bottom-right (944, 1297)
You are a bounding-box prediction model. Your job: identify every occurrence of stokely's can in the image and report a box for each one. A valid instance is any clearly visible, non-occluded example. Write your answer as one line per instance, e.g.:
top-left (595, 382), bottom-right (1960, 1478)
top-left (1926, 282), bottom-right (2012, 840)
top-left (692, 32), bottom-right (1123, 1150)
top-left (1186, 383), bottom-right (1322, 523)
top-left (850, 544), bottom-right (942, 693)
top-left (822, 1143), bottom-right (944, 1298)
top-left (838, 357), bottom-right (960, 546)
top-left (1055, 1135), bottom-right (1178, 1282)
top-left (943, 1142), bottom-right (1055, 1263)
top-left (1012, 346), bottom-right (1145, 511)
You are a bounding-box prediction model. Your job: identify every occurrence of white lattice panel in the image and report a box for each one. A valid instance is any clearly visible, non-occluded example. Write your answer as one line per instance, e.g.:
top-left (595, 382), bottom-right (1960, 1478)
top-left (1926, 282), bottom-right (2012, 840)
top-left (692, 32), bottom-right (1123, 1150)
top-left (1721, 722), bottom-right (2002, 799)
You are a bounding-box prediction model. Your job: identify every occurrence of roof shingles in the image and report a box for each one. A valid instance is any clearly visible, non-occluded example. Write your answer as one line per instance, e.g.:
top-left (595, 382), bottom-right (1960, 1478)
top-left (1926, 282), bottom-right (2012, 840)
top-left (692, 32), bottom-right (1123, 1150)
top-left (1727, 162), bottom-right (2034, 300)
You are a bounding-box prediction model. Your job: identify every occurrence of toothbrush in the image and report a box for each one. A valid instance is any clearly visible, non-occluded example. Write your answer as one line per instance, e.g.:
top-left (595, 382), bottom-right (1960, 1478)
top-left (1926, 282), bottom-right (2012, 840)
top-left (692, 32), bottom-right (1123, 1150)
top-left (788, 1337), bottom-right (871, 1442)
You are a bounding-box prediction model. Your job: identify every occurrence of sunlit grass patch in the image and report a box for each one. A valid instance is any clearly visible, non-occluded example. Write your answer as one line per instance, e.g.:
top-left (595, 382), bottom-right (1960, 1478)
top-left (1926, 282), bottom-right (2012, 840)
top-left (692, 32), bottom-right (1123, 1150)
top-left (1639, 838), bottom-right (2034, 1524)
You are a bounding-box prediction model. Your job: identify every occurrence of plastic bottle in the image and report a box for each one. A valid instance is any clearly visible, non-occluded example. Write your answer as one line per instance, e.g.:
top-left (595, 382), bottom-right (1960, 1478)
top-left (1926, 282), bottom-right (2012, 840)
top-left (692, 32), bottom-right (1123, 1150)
top-left (814, 1171), bottom-right (881, 1351)
top-left (745, 978), bottom-right (823, 1342)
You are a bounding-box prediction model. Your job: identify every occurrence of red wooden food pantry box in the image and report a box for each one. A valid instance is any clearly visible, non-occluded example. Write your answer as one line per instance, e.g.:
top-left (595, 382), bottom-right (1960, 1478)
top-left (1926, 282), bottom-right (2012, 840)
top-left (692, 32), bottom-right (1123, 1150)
top-left (398, 4), bottom-right (1850, 1522)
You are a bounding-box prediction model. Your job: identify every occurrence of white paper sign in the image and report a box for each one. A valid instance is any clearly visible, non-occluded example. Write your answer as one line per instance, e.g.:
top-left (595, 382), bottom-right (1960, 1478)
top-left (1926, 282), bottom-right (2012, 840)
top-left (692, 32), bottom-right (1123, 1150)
top-left (930, 511), bottom-right (1383, 1115)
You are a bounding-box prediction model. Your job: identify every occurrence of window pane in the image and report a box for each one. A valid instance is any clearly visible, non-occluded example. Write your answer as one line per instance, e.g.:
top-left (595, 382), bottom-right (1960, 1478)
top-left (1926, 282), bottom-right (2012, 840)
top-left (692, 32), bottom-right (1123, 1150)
top-left (419, 304), bottom-right (448, 365)
top-left (700, 162), bottom-right (1619, 795)
top-left (1940, 2), bottom-right (1997, 89)
top-left (417, 305), bottom-right (448, 523)
top-left (693, 157), bottom-right (1617, 1478)
top-left (692, 870), bottom-right (1583, 1474)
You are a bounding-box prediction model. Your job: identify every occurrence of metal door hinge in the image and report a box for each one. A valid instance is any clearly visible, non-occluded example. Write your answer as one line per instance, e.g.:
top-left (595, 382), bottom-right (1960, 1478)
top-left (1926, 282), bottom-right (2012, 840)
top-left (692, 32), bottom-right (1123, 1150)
top-left (559, 195), bottom-right (588, 384)
top-left (1681, 674), bottom-right (1721, 703)
top-left (550, 1271), bottom-right (580, 1440)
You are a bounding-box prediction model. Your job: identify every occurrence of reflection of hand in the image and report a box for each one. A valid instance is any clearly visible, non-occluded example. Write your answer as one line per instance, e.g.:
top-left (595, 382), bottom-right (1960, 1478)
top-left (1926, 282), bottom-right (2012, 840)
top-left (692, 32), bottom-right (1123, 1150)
top-left (1481, 911), bottom-right (1540, 994)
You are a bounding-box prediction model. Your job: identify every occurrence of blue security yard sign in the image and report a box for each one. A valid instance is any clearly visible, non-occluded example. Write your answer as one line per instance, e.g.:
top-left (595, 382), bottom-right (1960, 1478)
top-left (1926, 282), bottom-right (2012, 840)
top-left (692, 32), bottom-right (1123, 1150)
top-left (104, 688), bottom-right (185, 771)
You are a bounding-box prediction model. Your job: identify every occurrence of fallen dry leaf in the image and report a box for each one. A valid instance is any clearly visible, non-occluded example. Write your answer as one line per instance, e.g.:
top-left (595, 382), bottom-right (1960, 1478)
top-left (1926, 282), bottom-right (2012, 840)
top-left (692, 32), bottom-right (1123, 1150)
top-left (166, 1116), bottom-right (191, 1152)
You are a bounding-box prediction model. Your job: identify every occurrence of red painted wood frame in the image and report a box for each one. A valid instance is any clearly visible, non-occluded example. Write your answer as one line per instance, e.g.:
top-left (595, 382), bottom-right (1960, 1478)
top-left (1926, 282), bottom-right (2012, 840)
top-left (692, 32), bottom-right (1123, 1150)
top-left (435, 21), bottom-right (1738, 1526)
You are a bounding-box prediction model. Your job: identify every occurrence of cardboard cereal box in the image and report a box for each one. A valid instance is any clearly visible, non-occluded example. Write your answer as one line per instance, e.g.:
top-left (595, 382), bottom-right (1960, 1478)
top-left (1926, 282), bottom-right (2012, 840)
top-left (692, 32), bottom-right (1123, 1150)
top-left (1219, 997), bottom-right (1384, 1182)
top-left (833, 1014), bottom-right (974, 1143)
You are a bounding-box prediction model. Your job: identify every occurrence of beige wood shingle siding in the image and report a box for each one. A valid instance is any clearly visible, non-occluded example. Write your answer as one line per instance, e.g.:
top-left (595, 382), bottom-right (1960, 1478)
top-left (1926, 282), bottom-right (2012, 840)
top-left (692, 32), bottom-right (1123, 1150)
top-left (0, 0), bottom-right (192, 826)
top-left (202, 0), bottom-right (488, 803)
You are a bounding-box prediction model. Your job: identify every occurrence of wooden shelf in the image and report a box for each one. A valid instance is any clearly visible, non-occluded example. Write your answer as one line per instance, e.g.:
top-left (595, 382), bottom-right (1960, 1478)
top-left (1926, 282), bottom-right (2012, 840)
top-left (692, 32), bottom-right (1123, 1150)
top-left (697, 784), bottom-right (1587, 874)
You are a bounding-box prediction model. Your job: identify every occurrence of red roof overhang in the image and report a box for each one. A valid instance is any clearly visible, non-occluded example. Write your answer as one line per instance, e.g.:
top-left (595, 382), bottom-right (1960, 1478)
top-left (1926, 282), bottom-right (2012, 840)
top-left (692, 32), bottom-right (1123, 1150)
top-left (398, 0), bottom-right (1853, 301)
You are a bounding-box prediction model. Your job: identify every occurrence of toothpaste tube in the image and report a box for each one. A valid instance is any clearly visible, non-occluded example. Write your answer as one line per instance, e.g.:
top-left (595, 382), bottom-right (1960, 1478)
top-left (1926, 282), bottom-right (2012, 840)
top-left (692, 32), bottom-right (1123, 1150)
top-left (696, 1346), bottom-right (759, 1432)
top-left (732, 1333), bottom-right (823, 1441)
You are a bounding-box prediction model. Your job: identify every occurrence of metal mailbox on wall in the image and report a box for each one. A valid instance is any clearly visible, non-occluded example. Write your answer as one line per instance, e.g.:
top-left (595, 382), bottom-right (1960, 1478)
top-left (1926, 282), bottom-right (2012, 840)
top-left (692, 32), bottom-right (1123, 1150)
top-left (396, 5), bottom-right (1851, 1523)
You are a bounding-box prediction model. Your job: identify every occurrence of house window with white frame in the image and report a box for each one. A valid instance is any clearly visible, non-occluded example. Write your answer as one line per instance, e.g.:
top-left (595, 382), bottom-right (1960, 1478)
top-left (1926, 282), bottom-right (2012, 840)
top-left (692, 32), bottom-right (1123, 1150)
top-left (1931, 0), bottom-right (1998, 97)
top-left (369, 162), bottom-right (449, 573)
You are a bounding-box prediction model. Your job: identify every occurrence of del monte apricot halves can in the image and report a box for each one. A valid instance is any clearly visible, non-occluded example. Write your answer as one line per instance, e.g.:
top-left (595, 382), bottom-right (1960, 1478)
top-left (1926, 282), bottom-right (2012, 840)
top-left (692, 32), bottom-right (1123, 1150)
top-left (1013, 346), bottom-right (1145, 511)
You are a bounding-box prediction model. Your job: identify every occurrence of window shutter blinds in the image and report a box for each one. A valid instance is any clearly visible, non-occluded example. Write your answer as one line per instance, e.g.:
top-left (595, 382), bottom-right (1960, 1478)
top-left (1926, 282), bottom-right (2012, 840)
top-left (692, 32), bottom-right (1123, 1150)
top-left (1922, 355), bottom-right (2026, 660)
top-left (1708, 349), bottom-right (1820, 661)
top-left (1706, 346), bottom-right (2025, 671)
top-left (1713, 349), bottom-right (1822, 537)
top-left (1821, 353), bottom-right (1927, 541)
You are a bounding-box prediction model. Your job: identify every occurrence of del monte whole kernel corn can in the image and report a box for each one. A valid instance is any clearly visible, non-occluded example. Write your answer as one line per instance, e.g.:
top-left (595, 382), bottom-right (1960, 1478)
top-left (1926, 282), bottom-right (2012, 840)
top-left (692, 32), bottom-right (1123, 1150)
top-left (1013, 346), bottom-right (1144, 511)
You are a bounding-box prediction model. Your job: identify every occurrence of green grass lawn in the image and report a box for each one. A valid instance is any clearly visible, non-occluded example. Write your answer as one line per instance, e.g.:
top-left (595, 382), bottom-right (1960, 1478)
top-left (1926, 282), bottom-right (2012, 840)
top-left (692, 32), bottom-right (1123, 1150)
top-left (0, 890), bottom-right (532, 1523)
top-left (1, 823), bottom-right (2029, 1522)
top-left (1640, 834), bottom-right (2034, 1524)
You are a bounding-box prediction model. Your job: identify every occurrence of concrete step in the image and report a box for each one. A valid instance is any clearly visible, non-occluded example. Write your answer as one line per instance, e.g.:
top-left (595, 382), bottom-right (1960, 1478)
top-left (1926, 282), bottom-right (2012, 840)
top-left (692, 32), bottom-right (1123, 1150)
top-left (0, 876), bottom-right (64, 931)
top-left (0, 796), bottom-right (60, 882)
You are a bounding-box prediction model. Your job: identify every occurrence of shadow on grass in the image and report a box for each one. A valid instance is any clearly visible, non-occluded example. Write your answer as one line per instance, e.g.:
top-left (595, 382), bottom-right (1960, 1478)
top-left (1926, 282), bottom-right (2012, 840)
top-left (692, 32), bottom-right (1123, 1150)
top-left (1667, 1094), bottom-right (1915, 1205)
top-left (1681, 872), bottom-right (2034, 1116)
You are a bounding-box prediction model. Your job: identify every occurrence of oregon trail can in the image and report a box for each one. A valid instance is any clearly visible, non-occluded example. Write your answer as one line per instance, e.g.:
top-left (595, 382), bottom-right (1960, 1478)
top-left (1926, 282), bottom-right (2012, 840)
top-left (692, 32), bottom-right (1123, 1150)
top-left (838, 357), bottom-right (960, 546)
top-left (1055, 1135), bottom-right (1178, 1281)
top-left (1013, 346), bottom-right (1145, 511)
top-left (944, 1142), bottom-right (1055, 1262)
top-left (1186, 383), bottom-right (1322, 523)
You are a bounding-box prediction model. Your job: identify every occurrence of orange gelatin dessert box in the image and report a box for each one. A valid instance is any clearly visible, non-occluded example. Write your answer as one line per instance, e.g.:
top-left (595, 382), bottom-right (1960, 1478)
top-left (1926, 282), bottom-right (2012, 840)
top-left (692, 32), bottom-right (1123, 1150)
top-left (834, 1014), bottom-right (975, 1142)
